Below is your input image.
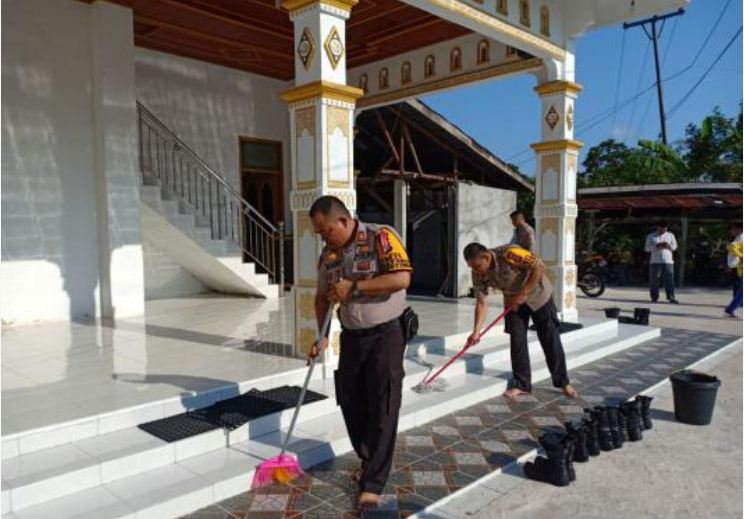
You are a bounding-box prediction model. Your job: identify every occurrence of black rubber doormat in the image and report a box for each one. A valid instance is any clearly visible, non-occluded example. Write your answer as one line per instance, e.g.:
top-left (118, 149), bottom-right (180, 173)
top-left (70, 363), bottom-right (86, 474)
top-left (138, 385), bottom-right (327, 442)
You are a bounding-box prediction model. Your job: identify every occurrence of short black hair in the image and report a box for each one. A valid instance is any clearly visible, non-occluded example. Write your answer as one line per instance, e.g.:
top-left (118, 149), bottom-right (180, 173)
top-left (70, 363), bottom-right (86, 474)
top-left (309, 196), bottom-right (351, 219)
top-left (657, 221), bottom-right (668, 228)
top-left (509, 210), bottom-right (524, 219)
top-left (463, 242), bottom-right (488, 261)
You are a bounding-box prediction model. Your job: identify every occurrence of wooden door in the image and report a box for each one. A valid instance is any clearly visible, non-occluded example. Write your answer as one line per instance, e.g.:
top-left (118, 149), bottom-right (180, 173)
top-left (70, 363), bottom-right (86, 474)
top-left (239, 138), bottom-right (284, 268)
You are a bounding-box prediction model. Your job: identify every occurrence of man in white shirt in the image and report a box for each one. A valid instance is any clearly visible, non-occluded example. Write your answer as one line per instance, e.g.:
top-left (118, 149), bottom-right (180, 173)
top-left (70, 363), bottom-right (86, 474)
top-left (644, 222), bottom-right (679, 304)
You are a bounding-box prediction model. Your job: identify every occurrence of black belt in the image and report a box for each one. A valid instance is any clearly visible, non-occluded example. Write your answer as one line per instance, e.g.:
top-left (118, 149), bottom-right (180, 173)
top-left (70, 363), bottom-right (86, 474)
top-left (340, 316), bottom-right (401, 337)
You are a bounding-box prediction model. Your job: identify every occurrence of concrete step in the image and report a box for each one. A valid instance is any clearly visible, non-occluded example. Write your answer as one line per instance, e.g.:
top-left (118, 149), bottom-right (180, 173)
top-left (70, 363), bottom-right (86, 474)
top-left (0, 398), bottom-right (336, 513)
top-left (1, 323), bottom-right (657, 517)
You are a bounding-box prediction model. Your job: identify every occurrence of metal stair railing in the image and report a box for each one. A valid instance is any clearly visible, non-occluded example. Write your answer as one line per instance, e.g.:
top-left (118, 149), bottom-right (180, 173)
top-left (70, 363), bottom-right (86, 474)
top-left (137, 102), bottom-right (284, 291)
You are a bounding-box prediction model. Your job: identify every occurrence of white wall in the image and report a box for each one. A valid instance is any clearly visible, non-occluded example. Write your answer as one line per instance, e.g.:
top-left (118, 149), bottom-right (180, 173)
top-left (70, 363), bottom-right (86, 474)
top-left (456, 182), bottom-right (516, 296)
top-left (1, 0), bottom-right (145, 324)
top-left (134, 49), bottom-right (293, 229)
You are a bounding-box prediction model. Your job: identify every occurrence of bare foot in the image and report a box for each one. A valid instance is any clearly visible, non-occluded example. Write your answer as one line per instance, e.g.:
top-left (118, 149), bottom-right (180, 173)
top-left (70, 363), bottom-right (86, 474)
top-left (503, 387), bottom-right (529, 398)
top-left (358, 492), bottom-right (380, 510)
top-left (563, 384), bottom-right (579, 398)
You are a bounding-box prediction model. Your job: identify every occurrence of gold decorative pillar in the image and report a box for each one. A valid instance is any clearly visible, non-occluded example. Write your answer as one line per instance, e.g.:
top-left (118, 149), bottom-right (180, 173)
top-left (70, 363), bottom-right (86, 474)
top-left (281, 0), bottom-right (363, 363)
top-left (531, 80), bottom-right (582, 322)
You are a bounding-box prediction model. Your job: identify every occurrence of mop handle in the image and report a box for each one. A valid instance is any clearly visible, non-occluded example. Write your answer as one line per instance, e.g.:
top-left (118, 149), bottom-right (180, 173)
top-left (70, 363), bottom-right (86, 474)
top-left (423, 306), bottom-right (512, 386)
top-left (279, 304), bottom-right (335, 457)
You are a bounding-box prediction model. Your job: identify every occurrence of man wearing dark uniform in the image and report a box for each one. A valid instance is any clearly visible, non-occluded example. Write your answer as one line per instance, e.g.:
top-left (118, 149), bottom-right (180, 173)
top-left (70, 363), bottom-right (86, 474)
top-left (307, 196), bottom-right (412, 510)
top-left (464, 242), bottom-right (578, 399)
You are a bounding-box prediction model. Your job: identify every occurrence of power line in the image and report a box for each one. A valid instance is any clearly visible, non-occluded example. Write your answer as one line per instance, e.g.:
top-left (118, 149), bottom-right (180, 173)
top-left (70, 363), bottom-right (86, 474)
top-left (623, 9), bottom-right (685, 144)
top-left (666, 25), bottom-right (743, 118)
top-left (624, 39), bottom-right (651, 140)
top-left (636, 16), bottom-right (679, 140)
top-left (610, 30), bottom-right (627, 134)
top-left (506, 0), bottom-right (734, 166)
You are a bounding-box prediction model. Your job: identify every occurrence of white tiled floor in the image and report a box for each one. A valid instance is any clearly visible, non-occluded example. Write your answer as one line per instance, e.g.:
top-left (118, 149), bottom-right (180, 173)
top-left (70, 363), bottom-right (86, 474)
top-left (1, 294), bottom-right (497, 436)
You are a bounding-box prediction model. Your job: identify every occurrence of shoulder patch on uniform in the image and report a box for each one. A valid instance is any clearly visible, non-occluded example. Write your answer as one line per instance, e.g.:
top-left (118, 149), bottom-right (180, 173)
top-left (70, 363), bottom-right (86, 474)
top-left (503, 247), bottom-right (537, 268)
top-left (376, 228), bottom-right (412, 272)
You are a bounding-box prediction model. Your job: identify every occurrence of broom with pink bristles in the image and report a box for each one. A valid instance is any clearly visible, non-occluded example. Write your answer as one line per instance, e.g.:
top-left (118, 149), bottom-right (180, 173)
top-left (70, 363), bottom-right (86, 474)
top-left (251, 304), bottom-right (336, 488)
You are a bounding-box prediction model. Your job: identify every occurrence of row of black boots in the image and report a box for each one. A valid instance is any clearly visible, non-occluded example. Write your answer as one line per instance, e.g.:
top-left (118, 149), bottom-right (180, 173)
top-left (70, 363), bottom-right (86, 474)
top-left (523, 395), bottom-right (654, 486)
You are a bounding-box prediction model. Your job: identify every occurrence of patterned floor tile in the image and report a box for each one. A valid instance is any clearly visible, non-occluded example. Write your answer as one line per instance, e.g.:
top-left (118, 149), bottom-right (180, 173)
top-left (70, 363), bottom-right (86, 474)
top-left (558, 405), bottom-right (585, 416)
top-left (185, 328), bottom-right (735, 519)
top-left (530, 416), bottom-right (563, 427)
top-left (324, 489), bottom-right (429, 518)
top-left (179, 505), bottom-right (238, 519)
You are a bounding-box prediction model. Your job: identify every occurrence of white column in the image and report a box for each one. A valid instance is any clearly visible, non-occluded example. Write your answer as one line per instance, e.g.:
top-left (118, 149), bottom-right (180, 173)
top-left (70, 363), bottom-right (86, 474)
top-left (90, 1), bottom-right (146, 320)
top-left (281, 0), bottom-right (363, 362)
top-left (532, 58), bottom-right (581, 322)
top-left (393, 179), bottom-right (408, 245)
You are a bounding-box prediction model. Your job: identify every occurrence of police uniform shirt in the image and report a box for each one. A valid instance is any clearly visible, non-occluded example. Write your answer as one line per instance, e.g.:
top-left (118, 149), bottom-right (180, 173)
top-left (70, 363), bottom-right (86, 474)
top-left (318, 221), bottom-right (413, 330)
top-left (471, 245), bottom-right (552, 311)
top-left (509, 223), bottom-right (536, 252)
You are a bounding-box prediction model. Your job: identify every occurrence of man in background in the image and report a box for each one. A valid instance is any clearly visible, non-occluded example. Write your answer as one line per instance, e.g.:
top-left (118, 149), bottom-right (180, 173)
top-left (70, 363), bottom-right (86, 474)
top-left (725, 223), bottom-right (742, 318)
top-left (509, 210), bottom-right (535, 252)
top-left (644, 222), bottom-right (679, 304)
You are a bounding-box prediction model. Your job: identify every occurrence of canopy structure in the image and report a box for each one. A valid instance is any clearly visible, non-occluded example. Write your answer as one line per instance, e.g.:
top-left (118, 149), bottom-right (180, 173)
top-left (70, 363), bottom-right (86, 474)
top-left (578, 183), bottom-right (742, 219)
top-left (578, 183), bottom-right (743, 286)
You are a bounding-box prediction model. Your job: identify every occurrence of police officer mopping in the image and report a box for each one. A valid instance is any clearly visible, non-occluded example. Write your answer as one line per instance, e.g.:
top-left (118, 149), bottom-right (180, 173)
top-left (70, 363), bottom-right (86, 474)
top-left (464, 242), bottom-right (578, 399)
top-left (307, 196), bottom-right (412, 510)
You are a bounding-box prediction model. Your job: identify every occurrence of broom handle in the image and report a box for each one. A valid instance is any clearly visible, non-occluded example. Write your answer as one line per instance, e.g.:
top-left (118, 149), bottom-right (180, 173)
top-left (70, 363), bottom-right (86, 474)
top-left (279, 304), bottom-right (335, 457)
top-left (424, 306), bottom-right (512, 386)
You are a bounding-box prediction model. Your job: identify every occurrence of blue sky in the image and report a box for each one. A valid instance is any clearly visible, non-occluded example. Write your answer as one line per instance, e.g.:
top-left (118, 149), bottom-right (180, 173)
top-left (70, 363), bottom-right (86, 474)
top-left (423, 0), bottom-right (743, 177)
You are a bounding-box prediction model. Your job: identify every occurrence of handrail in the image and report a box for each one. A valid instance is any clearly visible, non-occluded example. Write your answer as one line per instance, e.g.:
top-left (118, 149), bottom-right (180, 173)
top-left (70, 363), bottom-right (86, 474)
top-left (137, 103), bottom-right (276, 230)
top-left (137, 102), bottom-right (285, 291)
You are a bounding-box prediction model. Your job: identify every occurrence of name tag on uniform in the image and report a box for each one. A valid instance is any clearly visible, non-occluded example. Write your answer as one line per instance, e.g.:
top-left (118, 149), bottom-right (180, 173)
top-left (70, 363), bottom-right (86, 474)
top-left (352, 259), bottom-right (375, 273)
top-left (327, 266), bottom-right (343, 283)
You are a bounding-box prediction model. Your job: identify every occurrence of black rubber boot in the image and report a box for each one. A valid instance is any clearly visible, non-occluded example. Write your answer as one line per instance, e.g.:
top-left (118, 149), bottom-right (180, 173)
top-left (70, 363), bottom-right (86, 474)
top-left (582, 411), bottom-right (601, 457)
top-left (617, 407), bottom-right (629, 443)
top-left (523, 432), bottom-right (572, 487)
top-left (565, 420), bottom-right (589, 462)
top-left (607, 406), bottom-right (624, 449)
top-left (621, 400), bottom-right (643, 442)
top-left (636, 395), bottom-right (654, 430)
top-left (564, 434), bottom-right (577, 482)
top-left (592, 406), bottom-right (615, 451)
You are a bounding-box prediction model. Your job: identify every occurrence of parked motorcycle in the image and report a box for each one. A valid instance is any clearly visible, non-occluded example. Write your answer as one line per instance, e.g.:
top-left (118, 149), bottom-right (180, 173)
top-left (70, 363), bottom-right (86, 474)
top-left (577, 253), bottom-right (607, 298)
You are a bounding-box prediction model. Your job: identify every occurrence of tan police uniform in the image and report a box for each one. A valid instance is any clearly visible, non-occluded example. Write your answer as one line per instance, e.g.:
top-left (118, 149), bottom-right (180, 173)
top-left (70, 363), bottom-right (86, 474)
top-left (472, 245), bottom-right (569, 393)
top-left (317, 220), bottom-right (412, 495)
top-left (509, 222), bottom-right (536, 252)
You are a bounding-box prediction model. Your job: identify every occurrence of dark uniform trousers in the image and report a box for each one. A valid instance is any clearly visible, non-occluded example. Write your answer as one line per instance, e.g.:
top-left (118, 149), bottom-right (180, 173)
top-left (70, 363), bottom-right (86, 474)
top-left (504, 297), bottom-right (569, 392)
top-left (335, 318), bottom-right (405, 495)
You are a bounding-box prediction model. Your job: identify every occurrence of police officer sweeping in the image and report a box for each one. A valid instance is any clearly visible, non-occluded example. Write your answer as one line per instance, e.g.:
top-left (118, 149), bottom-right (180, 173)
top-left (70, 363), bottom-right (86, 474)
top-left (307, 196), bottom-right (412, 510)
top-left (464, 242), bottom-right (578, 399)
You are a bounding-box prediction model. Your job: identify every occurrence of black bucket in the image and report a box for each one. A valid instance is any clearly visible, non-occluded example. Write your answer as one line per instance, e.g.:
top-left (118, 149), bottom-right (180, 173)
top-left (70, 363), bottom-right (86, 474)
top-left (669, 370), bottom-right (722, 425)
top-left (604, 307), bottom-right (621, 318)
top-left (634, 308), bottom-right (650, 325)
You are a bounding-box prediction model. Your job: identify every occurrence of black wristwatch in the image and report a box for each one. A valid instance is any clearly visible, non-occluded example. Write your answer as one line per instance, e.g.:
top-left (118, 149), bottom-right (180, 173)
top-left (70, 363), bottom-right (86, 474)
top-left (351, 280), bottom-right (362, 298)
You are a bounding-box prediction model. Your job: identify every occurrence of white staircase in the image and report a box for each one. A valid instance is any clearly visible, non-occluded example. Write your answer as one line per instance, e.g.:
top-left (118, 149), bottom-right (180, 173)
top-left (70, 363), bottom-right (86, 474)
top-left (136, 102), bottom-right (282, 299)
top-left (1, 319), bottom-right (660, 519)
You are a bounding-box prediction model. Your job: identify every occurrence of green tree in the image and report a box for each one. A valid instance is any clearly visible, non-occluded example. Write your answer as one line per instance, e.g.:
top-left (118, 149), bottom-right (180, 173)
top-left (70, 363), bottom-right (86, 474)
top-left (579, 106), bottom-right (743, 187)
top-left (683, 105), bottom-right (743, 182)
top-left (578, 139), bottom-right (632, 187)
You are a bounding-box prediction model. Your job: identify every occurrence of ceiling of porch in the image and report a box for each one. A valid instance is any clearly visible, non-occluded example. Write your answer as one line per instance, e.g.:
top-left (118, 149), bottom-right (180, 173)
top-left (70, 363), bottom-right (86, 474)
top-left (107, 0), bottom-right (471, 80)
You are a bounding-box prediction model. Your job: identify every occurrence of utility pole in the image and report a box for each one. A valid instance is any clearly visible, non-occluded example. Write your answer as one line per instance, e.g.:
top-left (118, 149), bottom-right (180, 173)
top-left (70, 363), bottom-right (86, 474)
top-left (624, 8), bottom-right (684, 145)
